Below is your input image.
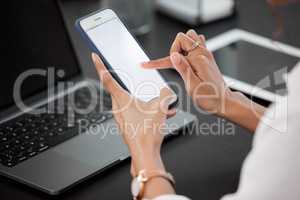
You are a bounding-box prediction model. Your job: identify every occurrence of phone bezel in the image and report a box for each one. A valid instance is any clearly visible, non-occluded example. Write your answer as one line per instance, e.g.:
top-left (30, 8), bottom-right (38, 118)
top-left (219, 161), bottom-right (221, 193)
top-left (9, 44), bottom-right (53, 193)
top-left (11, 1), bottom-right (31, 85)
top-left (75, 9), bottom-right (178, 108)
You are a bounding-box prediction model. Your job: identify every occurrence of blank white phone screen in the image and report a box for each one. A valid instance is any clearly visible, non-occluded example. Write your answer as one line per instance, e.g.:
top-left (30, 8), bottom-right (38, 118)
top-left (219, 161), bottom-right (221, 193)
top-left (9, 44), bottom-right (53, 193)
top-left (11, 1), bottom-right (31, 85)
top-left (85, 17), bottom-right (168, 102)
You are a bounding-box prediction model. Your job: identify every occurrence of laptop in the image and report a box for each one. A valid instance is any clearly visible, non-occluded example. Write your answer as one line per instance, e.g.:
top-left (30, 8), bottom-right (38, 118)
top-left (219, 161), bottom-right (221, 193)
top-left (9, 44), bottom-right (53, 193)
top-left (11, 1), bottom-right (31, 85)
top-left (0, 0), bottom-right (196, 195)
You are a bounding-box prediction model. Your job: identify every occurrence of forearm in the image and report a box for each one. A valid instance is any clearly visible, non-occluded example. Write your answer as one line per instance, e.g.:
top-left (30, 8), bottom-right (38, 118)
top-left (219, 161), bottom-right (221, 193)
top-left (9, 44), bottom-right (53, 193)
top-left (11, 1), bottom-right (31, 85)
top-left (221, 91), bottom-right (266, 133)
top-left (131, 148), bottom-right (175, 199)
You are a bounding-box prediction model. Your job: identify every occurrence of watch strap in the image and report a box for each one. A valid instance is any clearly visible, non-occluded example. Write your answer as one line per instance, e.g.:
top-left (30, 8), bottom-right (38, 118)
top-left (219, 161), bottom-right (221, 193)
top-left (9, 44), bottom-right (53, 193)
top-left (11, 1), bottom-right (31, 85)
top-left (141, 170), bottom-right (176, 187)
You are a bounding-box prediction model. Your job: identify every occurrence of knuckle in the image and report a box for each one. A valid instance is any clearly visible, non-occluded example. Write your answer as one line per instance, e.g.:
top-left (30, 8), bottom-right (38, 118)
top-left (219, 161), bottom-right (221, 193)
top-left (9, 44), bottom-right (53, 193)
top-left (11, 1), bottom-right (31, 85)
top-left (200, 55), bottom-right (207, 60)
top-left (101, 73), bottom-right (110, 84)
top-left (194, 54), bottom-right (206, 61)
top-left (208, 51), bottom-right (215, 59)
top-left (176, 32), bottom-right (185, 40)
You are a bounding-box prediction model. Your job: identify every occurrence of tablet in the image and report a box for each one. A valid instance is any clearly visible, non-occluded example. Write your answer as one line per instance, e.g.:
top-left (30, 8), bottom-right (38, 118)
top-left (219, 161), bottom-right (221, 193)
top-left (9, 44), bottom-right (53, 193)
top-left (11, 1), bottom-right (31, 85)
top-left (207, 29), bottom-right (300, 102)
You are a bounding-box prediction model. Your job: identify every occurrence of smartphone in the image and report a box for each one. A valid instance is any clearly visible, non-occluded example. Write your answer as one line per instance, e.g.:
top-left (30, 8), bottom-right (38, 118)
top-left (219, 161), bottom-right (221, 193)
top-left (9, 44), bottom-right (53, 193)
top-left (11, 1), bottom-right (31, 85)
top-left (75, 9), bottom-right (178, 107)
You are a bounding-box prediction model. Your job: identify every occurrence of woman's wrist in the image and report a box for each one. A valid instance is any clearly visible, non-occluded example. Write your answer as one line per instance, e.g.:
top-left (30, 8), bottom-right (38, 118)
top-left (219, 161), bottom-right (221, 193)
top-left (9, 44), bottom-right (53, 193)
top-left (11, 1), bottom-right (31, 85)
top-left (221, 90), bottom-right (266, 132)
top-left (130, 150), bottom-right (175, 199)
top-left (130, 147), bottom-right (165, 177)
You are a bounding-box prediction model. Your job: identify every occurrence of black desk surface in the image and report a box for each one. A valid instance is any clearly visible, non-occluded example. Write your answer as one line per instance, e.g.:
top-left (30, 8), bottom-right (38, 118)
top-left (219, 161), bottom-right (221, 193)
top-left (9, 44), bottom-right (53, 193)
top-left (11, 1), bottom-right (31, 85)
top-left (1, 0), bottom-right (300, 199)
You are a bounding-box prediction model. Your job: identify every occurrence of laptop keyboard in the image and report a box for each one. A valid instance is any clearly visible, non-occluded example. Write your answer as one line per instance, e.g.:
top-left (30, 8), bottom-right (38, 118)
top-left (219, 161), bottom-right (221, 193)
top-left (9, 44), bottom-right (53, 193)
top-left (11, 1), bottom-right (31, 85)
top-left (0, 87), bottom-right (113, 167)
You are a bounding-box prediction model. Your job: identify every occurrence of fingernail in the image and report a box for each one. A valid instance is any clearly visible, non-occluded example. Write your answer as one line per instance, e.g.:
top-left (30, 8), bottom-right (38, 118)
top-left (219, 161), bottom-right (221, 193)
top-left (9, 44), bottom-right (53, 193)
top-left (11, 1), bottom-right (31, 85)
top-left (140, 61), bottom-right (147, 66)
top-left (188, 29), bottom-right (197, 34)
top-left (170, 53), bottom-right (181, 65)
top-left (200, 35), bottom-right (206, 41)
top-left (91, 52), bottom-right (98, 63)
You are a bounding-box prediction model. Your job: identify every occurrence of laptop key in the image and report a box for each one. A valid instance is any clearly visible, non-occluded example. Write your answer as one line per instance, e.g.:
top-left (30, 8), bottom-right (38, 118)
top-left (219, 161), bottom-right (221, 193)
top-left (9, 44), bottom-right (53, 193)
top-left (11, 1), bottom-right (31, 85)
top-left (29, 151), bottom-right (37, 157)
top-left (0, 131), bottom-right (6, 137)
top-left (18, 156), bottom-right (27, 162)
top-left (1, 137), bottom-right (8, 142)
top-left (38, 144), bottom-right (49, 152)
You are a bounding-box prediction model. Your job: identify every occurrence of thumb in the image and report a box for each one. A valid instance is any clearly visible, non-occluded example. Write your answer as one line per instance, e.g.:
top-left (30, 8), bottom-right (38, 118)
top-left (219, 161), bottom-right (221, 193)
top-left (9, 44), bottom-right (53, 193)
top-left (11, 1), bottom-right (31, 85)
top-left (170, 52), bottom-right (199, 92)
top-left (170, 52), bottom-right (192, 80)
top-left (158, 87), bottom-right (176, 114)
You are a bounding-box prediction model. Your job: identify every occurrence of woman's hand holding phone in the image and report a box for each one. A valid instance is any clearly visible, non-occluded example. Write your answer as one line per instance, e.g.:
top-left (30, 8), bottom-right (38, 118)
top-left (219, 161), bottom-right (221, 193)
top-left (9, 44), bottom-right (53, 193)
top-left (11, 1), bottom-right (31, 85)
top-left (92, 53), bottom-right (176, 176)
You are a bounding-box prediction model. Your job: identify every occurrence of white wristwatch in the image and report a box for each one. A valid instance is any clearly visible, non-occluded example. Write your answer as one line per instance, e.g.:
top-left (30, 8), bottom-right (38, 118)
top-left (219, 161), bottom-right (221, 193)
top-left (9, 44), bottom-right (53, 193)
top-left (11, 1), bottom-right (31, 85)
top-left (131, 169), bottom-right (175, 200)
